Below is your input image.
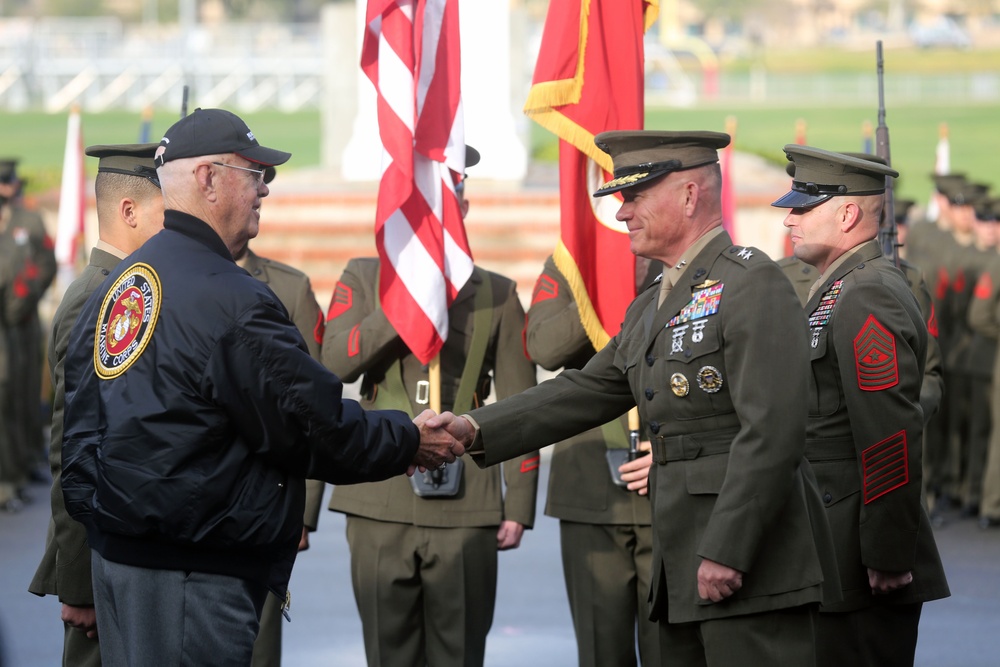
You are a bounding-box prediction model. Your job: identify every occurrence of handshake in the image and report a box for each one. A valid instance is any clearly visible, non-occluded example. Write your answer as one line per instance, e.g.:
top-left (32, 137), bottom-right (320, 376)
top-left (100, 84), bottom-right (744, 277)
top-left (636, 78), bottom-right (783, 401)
top-left (408, 410), bottom-right (476, 474)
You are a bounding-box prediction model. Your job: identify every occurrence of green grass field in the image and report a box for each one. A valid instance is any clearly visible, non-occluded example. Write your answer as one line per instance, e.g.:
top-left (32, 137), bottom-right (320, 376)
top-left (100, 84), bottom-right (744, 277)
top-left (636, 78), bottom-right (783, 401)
top-left (7, 97), bottom-right (999, 205)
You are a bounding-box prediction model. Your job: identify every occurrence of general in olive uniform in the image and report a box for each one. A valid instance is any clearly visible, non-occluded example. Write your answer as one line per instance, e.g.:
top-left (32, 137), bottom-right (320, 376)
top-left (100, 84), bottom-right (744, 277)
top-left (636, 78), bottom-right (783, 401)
top-left (28, 143), bottom-right (164, 667)
top-left (239, 245), bottom-right (327, 667)
top-left (525, 255), bottom-right (659, 667)
top-left (774, 145), bottom-right (950, 667)
top-left (321, 149), bottom-right (539, 667)
top-left (434, 131), bottom-right (838, 667)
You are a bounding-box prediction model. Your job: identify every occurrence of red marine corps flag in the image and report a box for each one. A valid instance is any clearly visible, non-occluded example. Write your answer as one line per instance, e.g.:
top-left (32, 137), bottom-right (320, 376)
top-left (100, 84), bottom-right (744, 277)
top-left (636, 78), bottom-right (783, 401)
top-left (363, 0), bottom-right (470, 364)
top-left (524, 0), bottom-right (659, 349)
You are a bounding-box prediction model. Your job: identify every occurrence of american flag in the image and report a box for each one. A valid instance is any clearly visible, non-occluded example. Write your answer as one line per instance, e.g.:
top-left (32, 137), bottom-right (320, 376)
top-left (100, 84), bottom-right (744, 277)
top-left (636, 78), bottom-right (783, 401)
top-left (363, 0), bottom-right (470, 364)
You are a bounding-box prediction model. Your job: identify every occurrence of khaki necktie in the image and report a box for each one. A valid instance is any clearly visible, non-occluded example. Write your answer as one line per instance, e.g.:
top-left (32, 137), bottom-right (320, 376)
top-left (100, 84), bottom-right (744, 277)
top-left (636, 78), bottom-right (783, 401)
top-left (657, 273), bottom-right (674, 308)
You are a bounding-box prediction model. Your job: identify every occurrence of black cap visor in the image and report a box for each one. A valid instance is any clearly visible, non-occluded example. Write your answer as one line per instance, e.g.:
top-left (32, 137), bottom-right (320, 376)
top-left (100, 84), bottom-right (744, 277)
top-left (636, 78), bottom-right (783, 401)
top-left (771, 189), bottom-right (832, 209)
top-left (237, 145), bottom-right (292, 168)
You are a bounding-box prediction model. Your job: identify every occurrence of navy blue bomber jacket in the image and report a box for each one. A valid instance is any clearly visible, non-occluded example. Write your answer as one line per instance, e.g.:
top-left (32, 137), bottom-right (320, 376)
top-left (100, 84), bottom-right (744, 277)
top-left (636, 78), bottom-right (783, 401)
top-left (61, 210), bottom-right (419, 595)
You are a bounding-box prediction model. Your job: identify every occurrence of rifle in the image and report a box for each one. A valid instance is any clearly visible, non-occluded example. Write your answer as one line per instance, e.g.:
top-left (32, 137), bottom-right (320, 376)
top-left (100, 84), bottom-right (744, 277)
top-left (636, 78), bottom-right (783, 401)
top-left (874, 41), bottom-right (899, 267)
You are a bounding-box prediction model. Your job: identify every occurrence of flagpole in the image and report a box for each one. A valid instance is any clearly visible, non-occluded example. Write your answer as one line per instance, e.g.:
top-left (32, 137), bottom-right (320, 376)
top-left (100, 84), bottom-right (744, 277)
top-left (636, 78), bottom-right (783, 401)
top-left (429, 355), bottom-right (442, 414)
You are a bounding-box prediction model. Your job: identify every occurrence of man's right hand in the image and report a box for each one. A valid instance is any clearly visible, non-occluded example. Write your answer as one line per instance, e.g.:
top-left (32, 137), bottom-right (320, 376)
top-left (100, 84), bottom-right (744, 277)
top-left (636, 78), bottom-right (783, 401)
top-left (425, 411), bottom-right (477, 448)
top-left (62, 603), bottom-right (98, 639)
top-left (410, 409), bottom-right (465, 473)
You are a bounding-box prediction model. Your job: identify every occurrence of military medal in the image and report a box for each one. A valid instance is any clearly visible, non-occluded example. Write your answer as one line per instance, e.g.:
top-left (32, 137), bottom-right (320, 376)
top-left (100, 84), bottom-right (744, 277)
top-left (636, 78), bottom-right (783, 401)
top-left (670, 373), bottom-right (690, 397)
top-left (692, 321), bottom-right (706, 343)
top-left (696, 366), bottom-right (723, 393)
top-left (670, 324), bottom-right (689, 355)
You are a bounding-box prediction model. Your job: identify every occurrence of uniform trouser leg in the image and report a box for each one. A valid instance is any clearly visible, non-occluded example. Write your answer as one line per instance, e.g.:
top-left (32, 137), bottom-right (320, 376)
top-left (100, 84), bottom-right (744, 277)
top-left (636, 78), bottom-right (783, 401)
top-left (559, 521), bottom-right (660, 667)
top-left (814, 603), bottom-right (922, 667)
top-left (421, 525), bottom-right (497, 667)
top-left (946, 371), bottom-right (972, 501)
top-left (91, 550), bottom-right (266, 667)
top-left (964, 377), bottom-right (992, 508)
top-left (0, 378), bottom-right (22, 487)
top-left (63, 622), bottom-right (101, 667)
top-left (979, 400), bottom-right (1000, 520)
top-left (657, 605), bottom-right (817, 667)
top-left (346, 517), bottom-right (424, 667)
top-left (10, 320), bottom-right (44, 476)
top-left (250, 592), bottom-right (284, 667)
top-left (346, 516), bottom-right (497, 667)
top-left (923, 398), bottom-right (950, 505)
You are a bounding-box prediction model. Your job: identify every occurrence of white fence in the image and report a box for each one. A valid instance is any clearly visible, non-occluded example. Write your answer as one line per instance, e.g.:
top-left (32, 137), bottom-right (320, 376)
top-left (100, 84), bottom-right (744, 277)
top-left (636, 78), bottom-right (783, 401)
top-left (2, 16), bottom-right (998, 113)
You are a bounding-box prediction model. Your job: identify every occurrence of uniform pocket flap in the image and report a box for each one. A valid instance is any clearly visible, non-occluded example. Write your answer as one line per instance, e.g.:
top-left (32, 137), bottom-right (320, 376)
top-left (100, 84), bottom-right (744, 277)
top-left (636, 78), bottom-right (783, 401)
top-left (684, 452), bottom-right (729, 495)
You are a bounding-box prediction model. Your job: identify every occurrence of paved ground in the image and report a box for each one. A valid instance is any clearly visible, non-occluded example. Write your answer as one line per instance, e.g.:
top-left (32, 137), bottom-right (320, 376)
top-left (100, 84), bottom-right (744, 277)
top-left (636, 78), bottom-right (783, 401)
top-left (2, 455), bottom-right (999, 666)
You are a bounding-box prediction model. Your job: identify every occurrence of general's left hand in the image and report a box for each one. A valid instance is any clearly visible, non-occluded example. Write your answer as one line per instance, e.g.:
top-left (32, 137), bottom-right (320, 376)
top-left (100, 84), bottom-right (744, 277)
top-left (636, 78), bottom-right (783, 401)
top-left (697, 558), bottom-right (744, 602)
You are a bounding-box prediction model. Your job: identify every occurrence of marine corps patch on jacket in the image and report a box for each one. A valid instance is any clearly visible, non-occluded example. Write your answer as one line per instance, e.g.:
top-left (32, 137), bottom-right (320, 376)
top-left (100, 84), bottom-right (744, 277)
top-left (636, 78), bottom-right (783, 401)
top-left (94, 263), bottom-right (161, 379)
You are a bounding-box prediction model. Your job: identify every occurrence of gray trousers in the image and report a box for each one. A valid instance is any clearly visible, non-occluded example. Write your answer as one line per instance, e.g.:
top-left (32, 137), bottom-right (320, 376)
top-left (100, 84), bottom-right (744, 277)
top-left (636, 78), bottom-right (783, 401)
top-left (91, 551), bottom-right (268, 667)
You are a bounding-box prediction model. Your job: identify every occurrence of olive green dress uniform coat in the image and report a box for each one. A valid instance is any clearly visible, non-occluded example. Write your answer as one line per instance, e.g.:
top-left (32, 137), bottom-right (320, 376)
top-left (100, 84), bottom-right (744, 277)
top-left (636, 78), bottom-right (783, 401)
top-left (322, 257), bottom-right (538, 666)
top-left (467, 232), bottom-right (835, 631)
top-left (1, 204), bottom-right (57, 483)
top-left (241, 249), bottom-right (327, 667)
top-left (525, 255), bottom-right (658, 667)
top-left (802, 241), bottom-right (949, 664)
top-left (28, 247), bottom-right (121, 667)
top-left (779, 255), bottom-right (945, 425)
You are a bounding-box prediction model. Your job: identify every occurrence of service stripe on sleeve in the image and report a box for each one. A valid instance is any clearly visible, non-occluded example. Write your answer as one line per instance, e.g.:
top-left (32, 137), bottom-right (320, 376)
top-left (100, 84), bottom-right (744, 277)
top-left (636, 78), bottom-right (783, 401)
top-left (862, 430), bottom-right (909, 504)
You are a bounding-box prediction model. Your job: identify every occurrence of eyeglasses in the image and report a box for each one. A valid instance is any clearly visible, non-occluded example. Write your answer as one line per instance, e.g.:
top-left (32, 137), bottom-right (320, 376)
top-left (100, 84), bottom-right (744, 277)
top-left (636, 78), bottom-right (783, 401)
top-left (212, 161), bottom-right (266, 186)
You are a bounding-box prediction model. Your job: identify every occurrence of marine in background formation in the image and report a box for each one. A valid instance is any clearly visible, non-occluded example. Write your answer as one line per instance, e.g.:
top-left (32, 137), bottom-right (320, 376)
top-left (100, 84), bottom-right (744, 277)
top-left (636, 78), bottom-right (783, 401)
top-left (0, 158), bottom-right (57, 510)
top-left (321, 147), bottom-right (539, 667)
top-left (524, 254), bottom-right (660, 667)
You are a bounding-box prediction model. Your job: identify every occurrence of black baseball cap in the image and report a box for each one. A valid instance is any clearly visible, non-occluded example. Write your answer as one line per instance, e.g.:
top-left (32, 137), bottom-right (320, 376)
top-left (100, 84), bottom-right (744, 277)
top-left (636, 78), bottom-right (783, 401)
top-left (154, 108), bottom-right (291, 168)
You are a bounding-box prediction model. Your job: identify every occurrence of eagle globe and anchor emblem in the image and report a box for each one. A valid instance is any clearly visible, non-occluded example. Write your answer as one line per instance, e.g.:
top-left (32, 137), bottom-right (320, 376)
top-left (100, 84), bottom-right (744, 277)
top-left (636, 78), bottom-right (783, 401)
top-left (94, 263), bottom-right (162, 379)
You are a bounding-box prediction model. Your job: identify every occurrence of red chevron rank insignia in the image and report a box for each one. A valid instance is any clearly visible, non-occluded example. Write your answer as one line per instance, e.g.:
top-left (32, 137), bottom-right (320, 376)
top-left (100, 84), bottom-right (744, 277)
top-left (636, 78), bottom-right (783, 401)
top-left (862, 430), bottom-right (908, 504)
top-left (854, 314), bottom-right (898, 391)
top-left (927, 303), bottom-right (939, 338)
top-left (531, 274), bottom-right (559, 306)
top-left (935, 267), bottom-right (949, 301)
top-left (326, 282), bottom-right (353, 321)
top-left (313, 310), bottom-right (325, 345)
top-left (347, 324), bottom-right (361, 357)
top-left (519, 455), bottom-right (540, 473)
top-left (975, 272), bottom-right (993, 300)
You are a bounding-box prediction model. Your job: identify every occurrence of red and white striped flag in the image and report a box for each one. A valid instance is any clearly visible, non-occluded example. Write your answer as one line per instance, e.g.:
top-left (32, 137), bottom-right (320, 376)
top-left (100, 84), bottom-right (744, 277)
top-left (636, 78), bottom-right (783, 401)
top-left (362, 0), bottom-right (470, 365)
